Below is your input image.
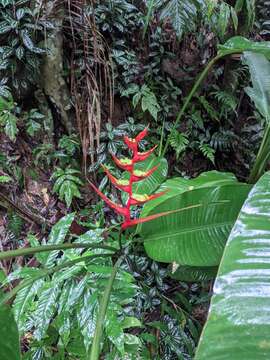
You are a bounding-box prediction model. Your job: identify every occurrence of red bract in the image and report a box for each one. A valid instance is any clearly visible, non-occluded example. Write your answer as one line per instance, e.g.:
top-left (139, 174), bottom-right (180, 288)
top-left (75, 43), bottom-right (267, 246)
top-left (89, 127), bottom-right (166, 229)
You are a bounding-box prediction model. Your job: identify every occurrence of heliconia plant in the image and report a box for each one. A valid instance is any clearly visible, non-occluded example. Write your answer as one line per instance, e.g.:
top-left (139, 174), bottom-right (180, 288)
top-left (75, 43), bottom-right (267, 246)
top-left (88, 127), bottom-right (184, 360)
top-left (89, 126), bottom-right (167, 230)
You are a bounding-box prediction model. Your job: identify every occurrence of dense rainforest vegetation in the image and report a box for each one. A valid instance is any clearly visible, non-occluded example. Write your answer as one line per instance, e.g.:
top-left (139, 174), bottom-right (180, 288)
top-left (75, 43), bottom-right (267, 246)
top-left (0, 0), bottom-right (270, 359)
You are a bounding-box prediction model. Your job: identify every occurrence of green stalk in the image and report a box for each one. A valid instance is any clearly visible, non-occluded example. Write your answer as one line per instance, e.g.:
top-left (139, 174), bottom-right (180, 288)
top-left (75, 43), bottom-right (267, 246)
top-left (0, 243), bottom-right (117, 261)
top-left (248, 121), bottom-right (270, 183)
top-left (89, 256), bottom-right (123, 360)
top-left (158, 119), bottom-right (165, 157)
top-left (1, 253), bottom-right (112, 305)
top-left (143, 0), bottom-right (155, 40)
top-left (161, 55), bottom-right (222, 157)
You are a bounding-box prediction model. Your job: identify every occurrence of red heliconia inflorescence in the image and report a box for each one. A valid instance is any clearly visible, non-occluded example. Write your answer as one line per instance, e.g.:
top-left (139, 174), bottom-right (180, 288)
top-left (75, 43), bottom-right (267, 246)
top-left (89, 127), bottom-right (166, 229)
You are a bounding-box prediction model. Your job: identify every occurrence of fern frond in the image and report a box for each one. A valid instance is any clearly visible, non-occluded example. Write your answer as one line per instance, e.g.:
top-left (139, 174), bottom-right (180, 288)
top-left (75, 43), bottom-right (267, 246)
top-left (199, 143), bottom-right (215, 164)
top-left (213, 90), bottom-right (237, 114)
top-left (197, 95), bottom-right (219, 121)
top-left (169, 130), bottom-right (189, 159)
top-left (7, 212), bottom-right (23, 238)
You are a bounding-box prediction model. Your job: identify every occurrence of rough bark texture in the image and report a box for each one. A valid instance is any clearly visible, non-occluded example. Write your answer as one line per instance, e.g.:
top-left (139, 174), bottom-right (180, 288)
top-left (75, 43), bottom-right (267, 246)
top-left (41, 2), bottom-right (74, 134)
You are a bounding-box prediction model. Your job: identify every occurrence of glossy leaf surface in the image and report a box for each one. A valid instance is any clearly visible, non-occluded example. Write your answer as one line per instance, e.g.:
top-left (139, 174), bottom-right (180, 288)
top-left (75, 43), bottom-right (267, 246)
top-left (218, 36), bottom-right (270, 58)
top-left (140, 184), bottom-right (251, 266)
top-left (139, 171), bottom-right (240, 217)
top-left (243, 52), bottom-right (270, 121)
top-left (171, 265), bottom-right (217, 283)
top-left (195, 171), bottom-right (270, 359)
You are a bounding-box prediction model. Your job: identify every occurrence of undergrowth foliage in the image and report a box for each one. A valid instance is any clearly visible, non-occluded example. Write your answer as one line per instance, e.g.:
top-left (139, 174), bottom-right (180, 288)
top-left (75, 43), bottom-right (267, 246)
top-left (0, 1), bottom-right (268, 360)
top-left (0, 0), bottom-right (51, 97)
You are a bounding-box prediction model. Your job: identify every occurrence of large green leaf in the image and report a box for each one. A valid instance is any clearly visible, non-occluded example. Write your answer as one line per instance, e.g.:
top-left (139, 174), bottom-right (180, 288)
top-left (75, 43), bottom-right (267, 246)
top-left (139, 171), bottom-right (240, 218)
top-left (140, 183), bottom-right (251, 266)
top-left (0, 304), bottom-right (21, 359)
top-left (195, 171), bottom-right (270, 360)
top-left (244, 52), bottom-right (270, 183)
top-left (171, 265), bottom-right (217, 282)
top-left (218, 36), bottom-right (270, 58)
top-left (243, 52), bottom-right (270, 120)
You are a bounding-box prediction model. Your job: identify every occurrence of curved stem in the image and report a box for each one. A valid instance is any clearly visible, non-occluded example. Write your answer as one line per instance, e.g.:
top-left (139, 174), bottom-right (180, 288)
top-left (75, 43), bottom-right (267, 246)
top-left (161, 55), bottom-right (222, 157)
top-left (143, 0), bottom-right (155, 40)
top-left (89, 256), bottom-right (123, 360)
top-left (1, 253), bottom-right (112, 305)
top-left (248, 122), bottom-right (270, 184)
top-left (0, 243), bottom-right (117, 261)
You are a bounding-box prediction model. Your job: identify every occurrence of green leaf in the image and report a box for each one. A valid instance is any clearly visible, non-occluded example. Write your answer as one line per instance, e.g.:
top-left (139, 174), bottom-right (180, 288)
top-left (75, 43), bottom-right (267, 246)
top-left (159, 0), bottom-right (198, 39)
top-left (139, 171), bottom-right (241, 220)
top-left (230, 7), bottom-right (238, 31)
top-left (52, 168), bottom-right (82, 207)
top-left (169, 130), bottom-right (189, 159)
top-left (0, 304), bottom-right (21, 360)
top-left (47, 213), bottom-right (75, 245)
top-left (1, 46), bottom-right (13, 59)
top-left (33, 284), bottom-right (61, 340)
top-left (44, 213), bottom-right (75, 266)
top-left (13, 280), bottom-right (44, 332)
top-left (141, 94), bottom-right (159, 120)
top-left (0, 175), bottom-right (11, 183)
top-left (135, 85), bottom-right (160, 120)
top-left (199, 143), bottom-right (215, 164)
top-left (21, 30), bottom-right (34, 51)
top-left (140, 183), bottom-right (251, 266)
top-left (26, 119), bottom-right (41, 137)
top-left (4, 113), bottom-right (18, 141)
top-left (77, 289), bottom-right (98, 351)
top-left (244, 52), bottom-right (270, 183)
top-left (243, 52), bottom-right (270, 120)
top-left (195, 171), bottom-right (270, 360)
top-left (106, 309), bottom-right (125, 355)
top-left (217, 2), bottom-right (231, 39)
top-left (170, 265), bottom-right (217, 282)
top-left (121, 316), bottom-right (142, 329)
top-left (218, 36), bottom-right (270, 58)
top-left (0, 21), bottom-right (12, 34)
top-left (16, 8), bottom-right (25, 20)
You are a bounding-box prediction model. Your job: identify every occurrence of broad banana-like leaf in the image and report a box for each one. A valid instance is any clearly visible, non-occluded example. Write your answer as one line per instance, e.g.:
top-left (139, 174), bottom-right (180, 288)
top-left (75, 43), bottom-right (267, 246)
top-left (140, 183), bottom-right (251, 266)
top-left (170, 265), bottom-right (217, 282)
top-left (243, 52), bottom-right (270, 121)
top-left (244, 52), bottom-right (270, 183)
top-left (195, 171), bottom-right (270, 360)
top-left (218, 36), bottom-right (270, 58)
top-left (139, 171), bottom-right (240, 218)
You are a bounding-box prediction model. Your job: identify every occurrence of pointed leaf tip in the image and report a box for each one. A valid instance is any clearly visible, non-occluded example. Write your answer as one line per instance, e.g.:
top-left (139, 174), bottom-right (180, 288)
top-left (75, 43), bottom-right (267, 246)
top-left (134, 145), bottom-right (157, 162)
top-left (135, 126), bottom-right (149, 142)
top-left (89, 182), bottom-right (128, 217)
top-left (111, 154), bottom-right (133, 171)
